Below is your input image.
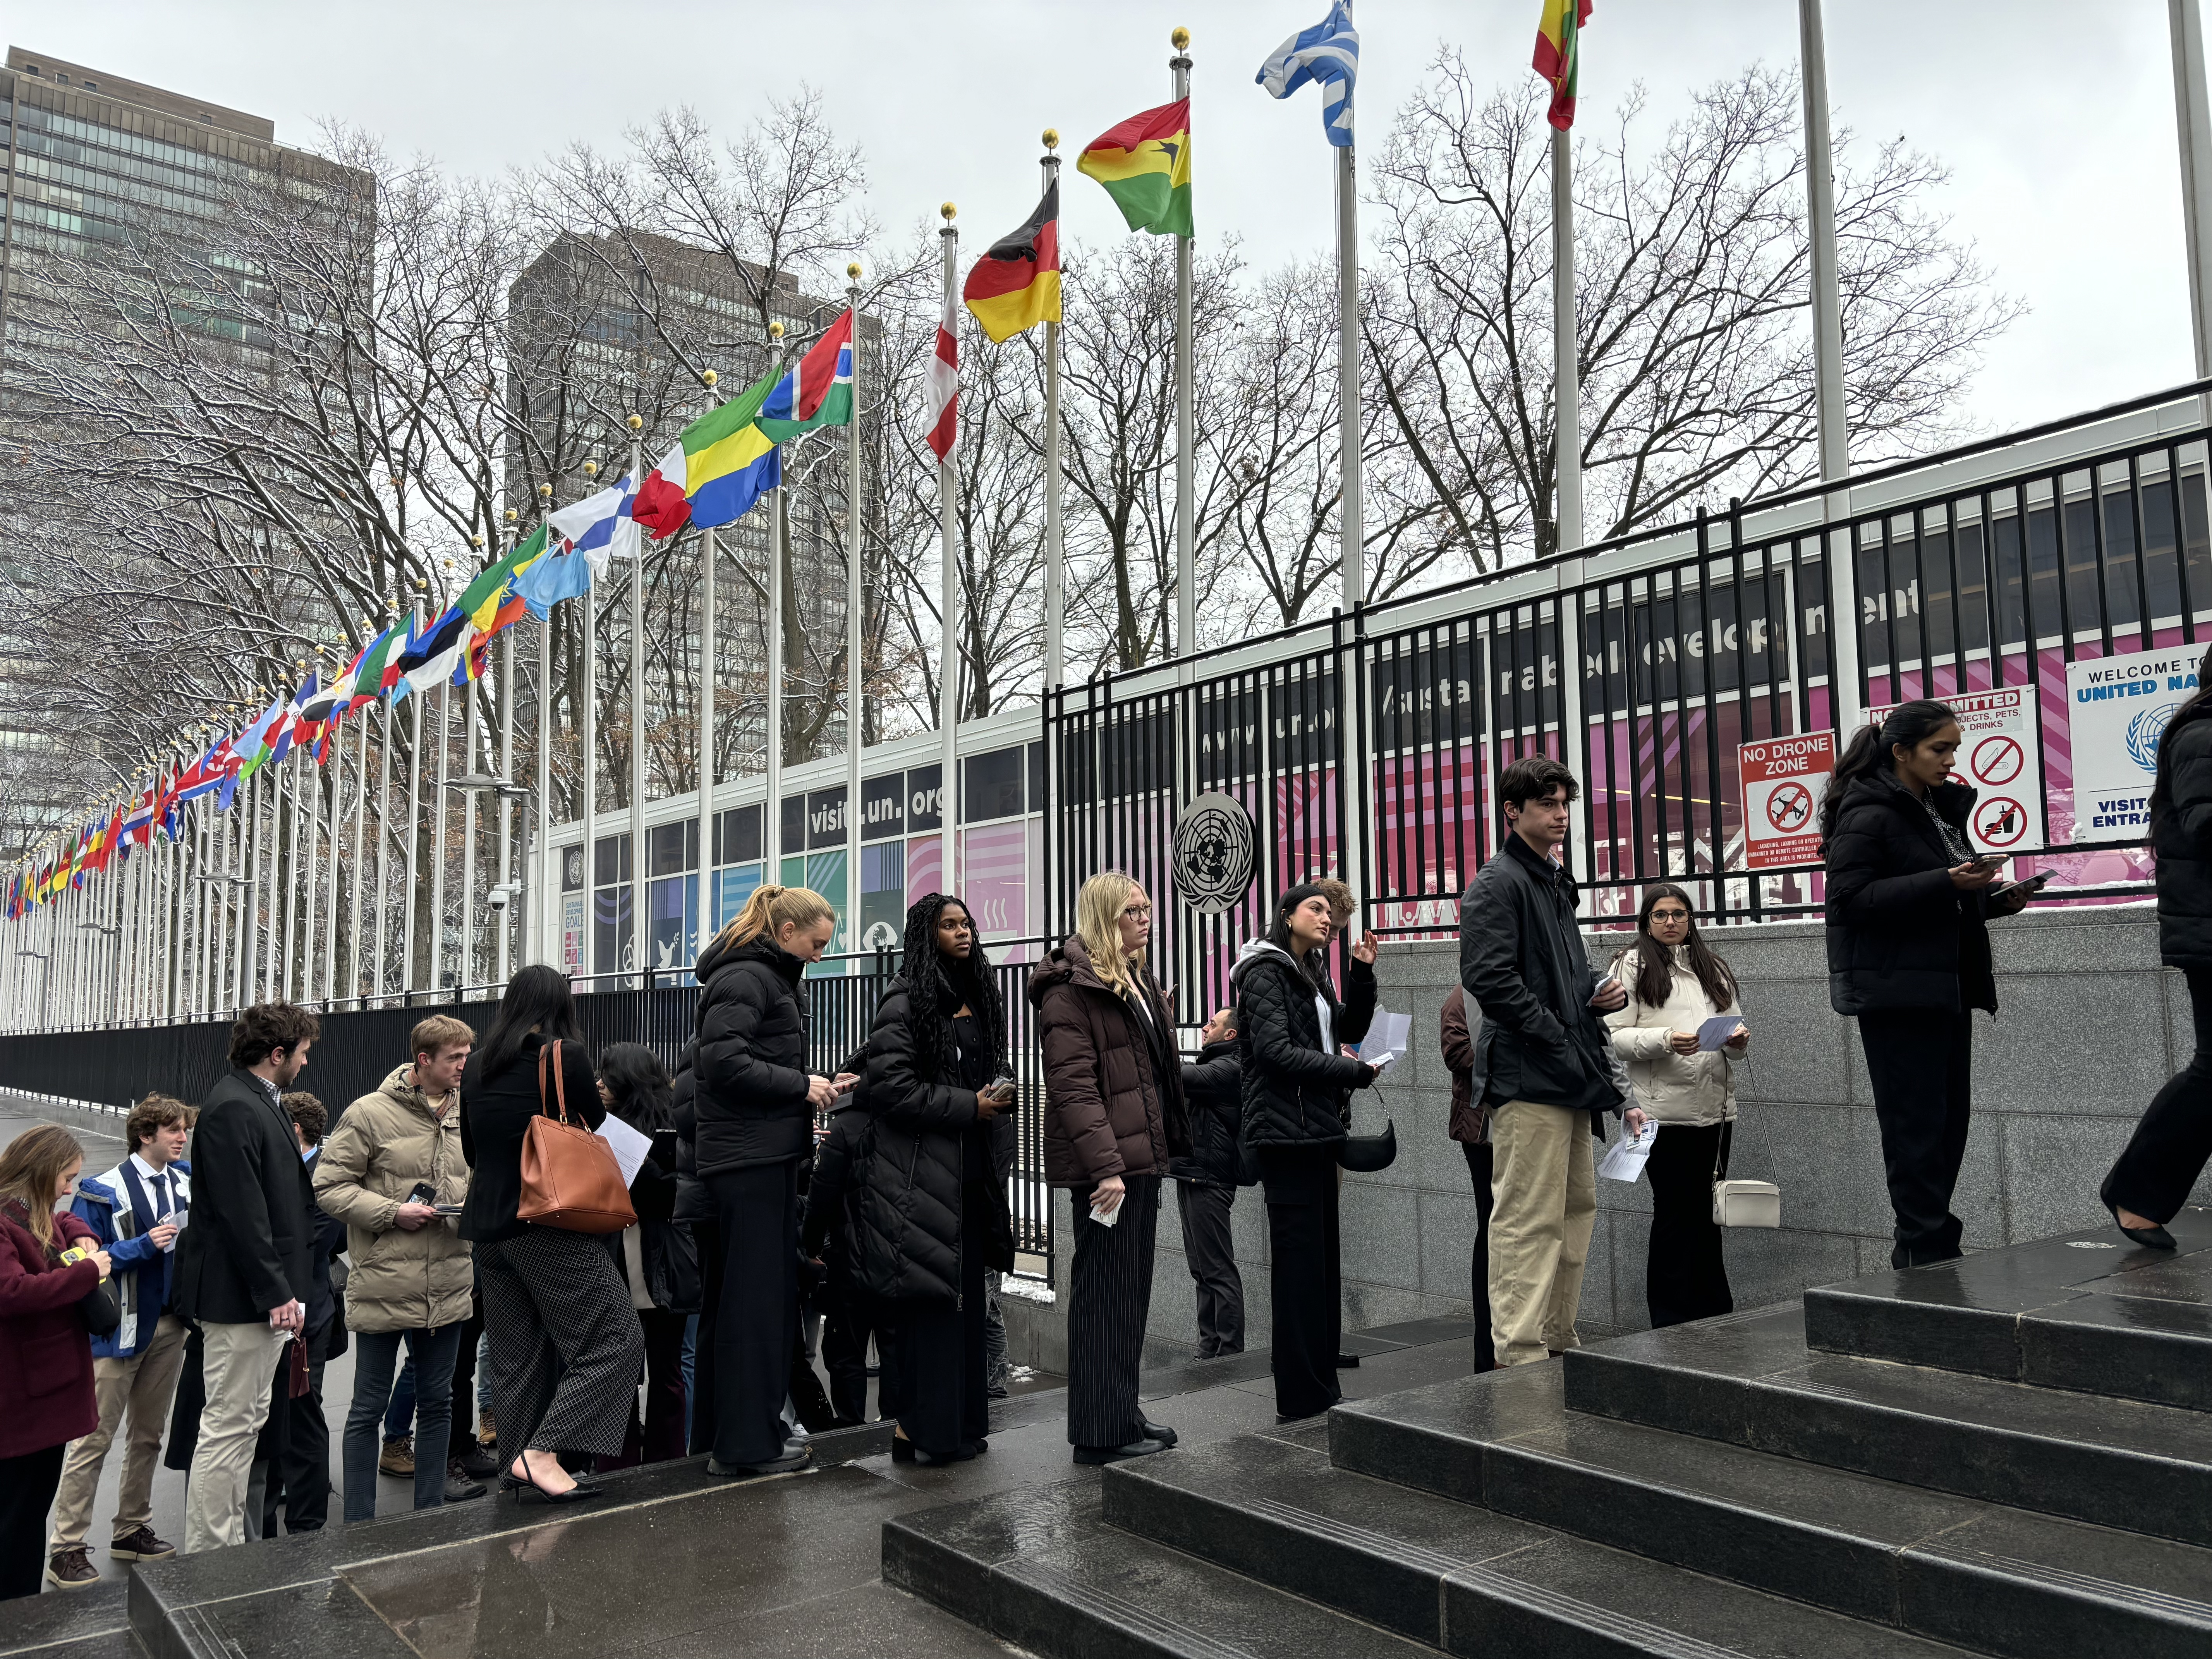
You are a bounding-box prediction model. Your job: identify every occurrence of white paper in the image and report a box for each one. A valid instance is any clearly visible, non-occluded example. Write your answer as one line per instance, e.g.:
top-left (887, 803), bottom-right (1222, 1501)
top-left (1357, 1010), bottom-right (1412, 1067)
top-left (1696, 1015), bottom-right (1746, 1053)
top-left (1597, 1121), bottom-right (1658, 1183)
top-left (1088, 1194), bottom-right (1123, 1228)
top-left (595, 1113), bottom-right (653, 1188)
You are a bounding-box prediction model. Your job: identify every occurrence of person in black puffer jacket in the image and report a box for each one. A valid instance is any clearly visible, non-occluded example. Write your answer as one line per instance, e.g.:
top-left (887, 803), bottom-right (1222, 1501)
top-left (690, 885), bottom-right (849, 1477)
top-left (1168, 1007), bottom-right (1253, 1359)
top-left (1823, 700), bottom-right (2029, 1269)
top-left (1230, 883), bottom-right (1379, 1422)
top-left (848, 894), bottom-right (1016, 1465)
top-left (595, 1044), bottom-right (697, 1468)
top-left (2104, 645), bottom-right (2212, 1247)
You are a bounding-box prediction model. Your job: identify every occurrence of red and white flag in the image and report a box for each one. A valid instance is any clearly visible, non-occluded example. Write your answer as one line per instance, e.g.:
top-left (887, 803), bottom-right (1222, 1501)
top-left (923, 283), bottom-right (959, 462)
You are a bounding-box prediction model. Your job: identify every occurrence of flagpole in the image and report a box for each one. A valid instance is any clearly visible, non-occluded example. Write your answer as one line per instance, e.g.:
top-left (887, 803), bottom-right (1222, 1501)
top-left (590, 429), bottom-right (620, 985)
top-left (699, 508), bottom-right (717, 960)
top-left (536, 495), bottom-right (554, 974)
top-left (1041, 144), bottom-right (1065, 690)
top-left (498, 623), bottom-right (516, 984)
top-left (1549, 123), bottom-right (1583, 555)
top-left (1172, 28), bottom-right (1197, 658)
top-left (241, 765), bottom-right (262, 1008)
top-left (279, 752), bottom-right (297, 1000)
top-left (938, 209), bottom-right (961, 892)
top-left (762, 346), bottom-right (786, 903)
top-left (323, 720), bottom-right (343, 1007)
top-left (402, 618), bottom-right (423, 995)
top-left (302, 720), bottom-right (321, 1003)
top-left (429, 670), bottom-right (450, 995)
top-left (1800, 0), bottom-right (1850, 480)
top-left (373, 689), bottom-right (393, 1003)
top-left (345, 696), bottom-right (371, 1005)
top-left (1337, 5), bottom-right (1366, 608)
top-left (628, 480), bottom-right (647, 984)
top-left (844, 265), bottom-right (866, 954)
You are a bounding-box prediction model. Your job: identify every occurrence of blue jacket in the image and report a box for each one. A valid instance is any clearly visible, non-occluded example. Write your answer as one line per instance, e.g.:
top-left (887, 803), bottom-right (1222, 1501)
top-left (70, 1158), bottom-right (191, 1358)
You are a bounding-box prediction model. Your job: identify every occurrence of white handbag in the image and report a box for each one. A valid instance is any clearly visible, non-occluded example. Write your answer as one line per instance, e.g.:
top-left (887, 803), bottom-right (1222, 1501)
top-left (1711, 1121), bottom-right (1779, 1228)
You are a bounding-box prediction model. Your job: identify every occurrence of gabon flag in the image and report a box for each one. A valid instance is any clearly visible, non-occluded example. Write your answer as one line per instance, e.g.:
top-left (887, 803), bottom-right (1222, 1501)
top-left (1534, 0), bottom-right (1592, 131)
top-left (963, 184), bottom-right (1061, 345)
top-left (1079, 100), bottom-right (1192, 239)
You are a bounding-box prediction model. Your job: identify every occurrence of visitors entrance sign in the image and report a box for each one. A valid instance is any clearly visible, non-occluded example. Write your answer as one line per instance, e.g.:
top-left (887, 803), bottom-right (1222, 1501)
top-left (1738, 732), bottom-right (1835, 870)
top-left (1868, 687), bottom-right (2044, 854)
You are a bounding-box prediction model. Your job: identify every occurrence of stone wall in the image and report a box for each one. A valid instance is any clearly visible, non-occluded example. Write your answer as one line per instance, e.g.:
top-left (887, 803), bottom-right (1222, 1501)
top-left (1000, 902), bottom-right (2208, 1373)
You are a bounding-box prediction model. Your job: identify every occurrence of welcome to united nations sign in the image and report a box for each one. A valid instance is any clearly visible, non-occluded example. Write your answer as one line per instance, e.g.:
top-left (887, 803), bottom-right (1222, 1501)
top-left (2066, 646), bottom-right (2200, 838)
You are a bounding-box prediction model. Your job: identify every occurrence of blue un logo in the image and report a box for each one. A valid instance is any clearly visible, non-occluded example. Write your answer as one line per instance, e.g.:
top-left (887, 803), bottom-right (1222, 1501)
top-left (2127, 703), bottom-right (2176, 774)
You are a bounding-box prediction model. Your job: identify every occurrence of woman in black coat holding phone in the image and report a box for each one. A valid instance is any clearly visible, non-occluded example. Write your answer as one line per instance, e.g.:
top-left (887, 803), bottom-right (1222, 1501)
top-left (1823, 700), bottom-right (2032, 1269)
top-left (1230, 881), bottom-right (1379, 1422)
top-left (852, 893), bottom-right (1016, 1465)
top-left (690, 885), bottom-right (850, 1477)
top-left (2104, 644), bottom-right (2212, 1248)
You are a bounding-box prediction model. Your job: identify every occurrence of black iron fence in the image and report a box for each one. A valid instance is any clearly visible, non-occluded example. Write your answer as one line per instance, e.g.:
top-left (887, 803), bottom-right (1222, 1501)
top-left (0, 945), bottom-right (1056, 1278)
top-left (1046, 381), bottom-right (2212, 1020)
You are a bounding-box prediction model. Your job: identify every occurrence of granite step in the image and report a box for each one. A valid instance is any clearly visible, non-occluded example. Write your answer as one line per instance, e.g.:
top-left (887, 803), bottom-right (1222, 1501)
top-left (883, 1479), bottom-right (1434, 1659)
top-left (0, 1575), bottom-right (133, 1658)
top-left (1326, 1362), bottom-right (2212, 1659)
top-left (1098, 1437), bottom-right (1987, 1659)
top-left (1803, 1207), bottom-right (2212, 1411)
top-left (1565, 1305), bottom-right (2212, 1548)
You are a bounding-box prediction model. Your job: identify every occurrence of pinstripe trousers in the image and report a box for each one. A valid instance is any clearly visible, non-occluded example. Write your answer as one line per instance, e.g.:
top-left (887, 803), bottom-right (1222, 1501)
top-left (474, 1227), bottom-right (645, 1463)
top-left (1065, 1174), bottom-right (1160, 1448)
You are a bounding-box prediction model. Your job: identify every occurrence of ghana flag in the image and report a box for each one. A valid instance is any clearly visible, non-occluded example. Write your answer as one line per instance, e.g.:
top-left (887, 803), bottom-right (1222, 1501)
top-left (1077, 98), bottom-right (1192, 238)
top-left (962, 182), bottom-right (1061, 344)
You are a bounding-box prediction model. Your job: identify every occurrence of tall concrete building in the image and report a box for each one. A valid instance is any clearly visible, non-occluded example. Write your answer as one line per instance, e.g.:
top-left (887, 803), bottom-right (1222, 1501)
top-left (0, 48), bottom-right (368, 862)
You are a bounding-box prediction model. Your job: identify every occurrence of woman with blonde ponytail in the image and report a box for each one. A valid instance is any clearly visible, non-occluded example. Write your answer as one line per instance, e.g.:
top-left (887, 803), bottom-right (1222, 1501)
top-left (690, 884), bottom-right (854, 1476)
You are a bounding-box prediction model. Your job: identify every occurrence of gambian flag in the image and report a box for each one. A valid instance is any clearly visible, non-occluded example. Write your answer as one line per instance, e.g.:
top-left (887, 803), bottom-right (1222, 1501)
top-left (1079, 99), bottom-right (1193, 238)
top-left (1534, 0), bottom-right (1592, 131)
top-left (758, 310), bottom-right (855, 440)
top-left (631, 371), bottom-right (782, 539)
top-left (963, 184), bottom-right (1060, 344)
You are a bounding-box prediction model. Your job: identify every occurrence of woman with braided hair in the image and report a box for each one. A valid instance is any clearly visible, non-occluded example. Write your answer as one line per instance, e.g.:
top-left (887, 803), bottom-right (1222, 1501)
top-left (850, 893), bottom-right (1017, 1464)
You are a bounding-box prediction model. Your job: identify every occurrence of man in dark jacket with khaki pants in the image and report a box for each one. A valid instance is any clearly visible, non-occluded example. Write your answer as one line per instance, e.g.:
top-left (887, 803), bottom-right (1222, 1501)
top-left (173, 1003), bottom-right (319, 1551)
top-left (1460, 759), bottom-right (1642, 1369)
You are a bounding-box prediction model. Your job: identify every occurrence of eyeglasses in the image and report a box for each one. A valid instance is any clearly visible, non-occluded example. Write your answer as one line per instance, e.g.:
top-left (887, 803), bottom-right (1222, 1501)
top-left (1121, 904), bottom-right (1153, 920)
top-left (1649, 909), bottom-right (1691, 922)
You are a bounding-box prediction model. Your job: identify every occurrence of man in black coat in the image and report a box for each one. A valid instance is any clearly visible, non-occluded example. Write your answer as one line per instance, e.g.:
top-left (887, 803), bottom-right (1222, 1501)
top-left (261, 1092), bottom-right (347, 1535)
top-left (1459, 758), bottom-right (1641, 1370)
top-left (173, 1002), bottom-right (319, 1553)
top-left (1169, 1008), bottom-right (1250, 1358)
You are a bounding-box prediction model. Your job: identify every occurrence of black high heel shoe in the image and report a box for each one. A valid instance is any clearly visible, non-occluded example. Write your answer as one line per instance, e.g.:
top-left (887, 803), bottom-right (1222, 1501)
top-left (2107, 1200), bottom-right (2178, 1251)
top-left (500, 1459), bottom-right (603, 1503)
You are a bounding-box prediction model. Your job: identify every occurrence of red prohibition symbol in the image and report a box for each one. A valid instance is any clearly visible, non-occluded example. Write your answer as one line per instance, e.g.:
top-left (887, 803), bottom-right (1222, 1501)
top-left (1765, 780), bottom-right (1814, 833)
top-left (1972, 734), bottom-right (2024, 787)
top-left (1975, 796), bottom-right (2027, 848)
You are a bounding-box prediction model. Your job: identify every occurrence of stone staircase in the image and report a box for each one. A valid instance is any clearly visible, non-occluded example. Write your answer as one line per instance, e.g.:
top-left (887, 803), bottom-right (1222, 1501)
top-left (884, 1208), bottom-right (2212, 1658)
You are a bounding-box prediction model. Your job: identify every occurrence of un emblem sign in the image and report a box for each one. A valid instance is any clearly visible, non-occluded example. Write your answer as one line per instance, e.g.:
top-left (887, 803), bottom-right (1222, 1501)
top-left (2127, 703), bottom-right (2176, 775)
top-left (1171, 792), bottom-right (1257, 914)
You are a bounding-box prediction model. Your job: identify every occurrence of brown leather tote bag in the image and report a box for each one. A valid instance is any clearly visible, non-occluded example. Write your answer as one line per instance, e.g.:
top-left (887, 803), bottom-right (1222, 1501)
top-left (516, 1039), bottom-right (635, 1234)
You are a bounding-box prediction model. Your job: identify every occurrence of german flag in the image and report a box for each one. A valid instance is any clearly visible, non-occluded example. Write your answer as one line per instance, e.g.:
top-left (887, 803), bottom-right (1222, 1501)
top-left (963, 182), bottom-right (1061, 344)
top-left (1078, 98), bottom-right (1192, 239)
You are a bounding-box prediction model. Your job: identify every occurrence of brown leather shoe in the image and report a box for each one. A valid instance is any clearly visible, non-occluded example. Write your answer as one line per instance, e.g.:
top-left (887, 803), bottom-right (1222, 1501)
top-left (47, 1546), bottom-right (98, 1588)
top-left (109, 1525), bottom-right (176, 1561)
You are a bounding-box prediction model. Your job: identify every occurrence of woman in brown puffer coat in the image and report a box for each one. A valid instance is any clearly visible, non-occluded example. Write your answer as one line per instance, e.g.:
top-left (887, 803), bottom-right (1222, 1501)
top-left (1028, 870), bottom-right (1188, 1467)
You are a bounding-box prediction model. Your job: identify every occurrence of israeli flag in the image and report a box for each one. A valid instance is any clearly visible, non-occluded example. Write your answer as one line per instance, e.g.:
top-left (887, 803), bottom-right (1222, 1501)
top-left (1257, 2), bottom-right (1359, 149)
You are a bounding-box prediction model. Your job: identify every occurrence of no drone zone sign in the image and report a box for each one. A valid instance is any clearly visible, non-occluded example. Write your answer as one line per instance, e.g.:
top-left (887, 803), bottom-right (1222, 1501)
top-left (1738, 732), bottom-right (1835, 871)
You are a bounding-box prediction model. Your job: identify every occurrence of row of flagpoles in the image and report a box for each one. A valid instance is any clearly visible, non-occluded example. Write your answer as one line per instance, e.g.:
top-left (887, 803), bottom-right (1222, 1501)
top-left (6, 0), bottom-right (1895, 1032)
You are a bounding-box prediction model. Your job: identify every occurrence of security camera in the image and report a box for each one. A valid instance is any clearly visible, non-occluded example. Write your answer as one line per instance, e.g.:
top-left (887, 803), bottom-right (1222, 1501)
top-left (486, 884), bottom-right (513, 913)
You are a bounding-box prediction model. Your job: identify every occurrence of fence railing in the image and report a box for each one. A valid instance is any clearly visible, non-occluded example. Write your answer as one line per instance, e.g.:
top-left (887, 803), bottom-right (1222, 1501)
top-left (1046, 380), bottom-right (2212, 1022)
top-left (0, 943), bottom-right (1058, 1280)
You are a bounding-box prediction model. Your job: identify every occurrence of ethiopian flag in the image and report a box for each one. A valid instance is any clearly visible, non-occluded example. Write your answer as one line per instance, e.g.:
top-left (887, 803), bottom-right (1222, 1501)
top-left (963, 182), bottom-right (1061, 344)
top-left (1078, 98), bottom-right (1192, 238)
top-left (1534, 0), bottom-right (1592, 131)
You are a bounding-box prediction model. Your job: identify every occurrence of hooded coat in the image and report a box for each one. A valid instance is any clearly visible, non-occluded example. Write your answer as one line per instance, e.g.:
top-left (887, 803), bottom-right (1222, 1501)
top-left (693, 931), bottom-right (817, 1173)
top-left (1231, 939), bottom-right (1377, 1148)
top-left (1168, 1040), bottom-right (1254, 1186)
top-left (314, 1064), bottom-right (474, 1333)
top-left (1028, 933), bottom-right (1189, 1188)
top-left (2153, 713), bottom-right (2212, 968)
top-left (1822, 769), bottom-right (1996, 1015)
top-left (843, 972), bottom-right (1016, 1304)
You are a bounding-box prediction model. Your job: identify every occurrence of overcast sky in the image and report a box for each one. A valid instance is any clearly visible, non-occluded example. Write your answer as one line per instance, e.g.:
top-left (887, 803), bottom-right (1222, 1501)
top-left (21, 1), bottom-right (2196, 437)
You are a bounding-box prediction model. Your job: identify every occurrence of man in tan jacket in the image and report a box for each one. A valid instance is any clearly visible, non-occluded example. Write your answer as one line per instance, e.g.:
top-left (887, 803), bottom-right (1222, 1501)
top-left (314, 1015), bottom-right (476, 1521)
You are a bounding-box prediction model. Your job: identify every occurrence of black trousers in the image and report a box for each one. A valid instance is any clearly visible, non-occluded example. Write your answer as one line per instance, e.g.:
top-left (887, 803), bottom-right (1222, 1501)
top-left (1644, 1123), bottom-right (1735, 1328)
top-left (2106, 965), bottom-right (2212, 1223)
top-left (263, 1317), bottom-right (331, 1534)
top-left (1858, 1008), bottom-right (1975, 1268)
top-left (1175, 1179), bottom-right (1245, 1357)
top-left (1460, 1142), bottom-right (1496, 1373)
top-left (891, 1186), bottom-right (991, 1457)
top-left (446, 1303), bottom-right (483, 1457)
top-left (1066, 1173), bottom-right (1160, 1448)
top-left (699, 1160), bottom-right (800, 1467)
top-left (818, 1275), bottom-right (877, 1424)
top-left (1258, 1145), bottom-right (1341, 1421)
top-left (0, 1443), bottom-right (65, 1600)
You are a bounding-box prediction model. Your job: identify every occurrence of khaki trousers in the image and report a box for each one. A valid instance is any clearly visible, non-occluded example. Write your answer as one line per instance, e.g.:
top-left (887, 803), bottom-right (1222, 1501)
top-left (1486, 1097), bottom-right (1597, 1368)
top-left (183, 1321), bottom-right (287, 1554)
top-left (48, 1312), bottom-right (190, 1550)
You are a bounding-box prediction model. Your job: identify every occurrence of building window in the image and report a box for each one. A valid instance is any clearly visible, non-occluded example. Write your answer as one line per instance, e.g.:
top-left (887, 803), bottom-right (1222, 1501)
top-left (80, 81), bottom-right (95, 93)
top-left (53, 74), bottom-right (67, 86)
top-left (592, 833), bottom-right (633, 976)
top-left (711, 804), bottom-right (763, 934)
top-left (646, 819), bottom-right (700, 972)
top-left (199, 112), bottom-right (213, 123)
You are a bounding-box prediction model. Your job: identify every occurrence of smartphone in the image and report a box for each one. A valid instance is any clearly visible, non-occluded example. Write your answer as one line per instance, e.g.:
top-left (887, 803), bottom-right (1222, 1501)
top-left (1969, 852), bottom-right (2006, 871)
top-left (1992, 870), bottom-right (2055, 902)
top-left (407, 1182), bottom-right (438, 1207)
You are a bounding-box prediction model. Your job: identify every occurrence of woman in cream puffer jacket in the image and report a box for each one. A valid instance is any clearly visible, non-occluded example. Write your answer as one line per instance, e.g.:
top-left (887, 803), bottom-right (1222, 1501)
top-left (1604, 884), bottom-right (1748, 1329)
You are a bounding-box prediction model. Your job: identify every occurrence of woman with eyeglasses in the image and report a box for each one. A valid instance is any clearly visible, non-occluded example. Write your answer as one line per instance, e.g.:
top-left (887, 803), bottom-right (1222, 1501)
top-left (1604, 884), bottom-right (1749, 1328)
top-left (1029, 872), bottom-right (1189, 1465)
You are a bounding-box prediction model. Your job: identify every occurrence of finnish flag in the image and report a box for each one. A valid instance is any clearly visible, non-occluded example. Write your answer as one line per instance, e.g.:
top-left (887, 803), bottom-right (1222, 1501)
top-left (1257, 2), bottom-right (1359, 149)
